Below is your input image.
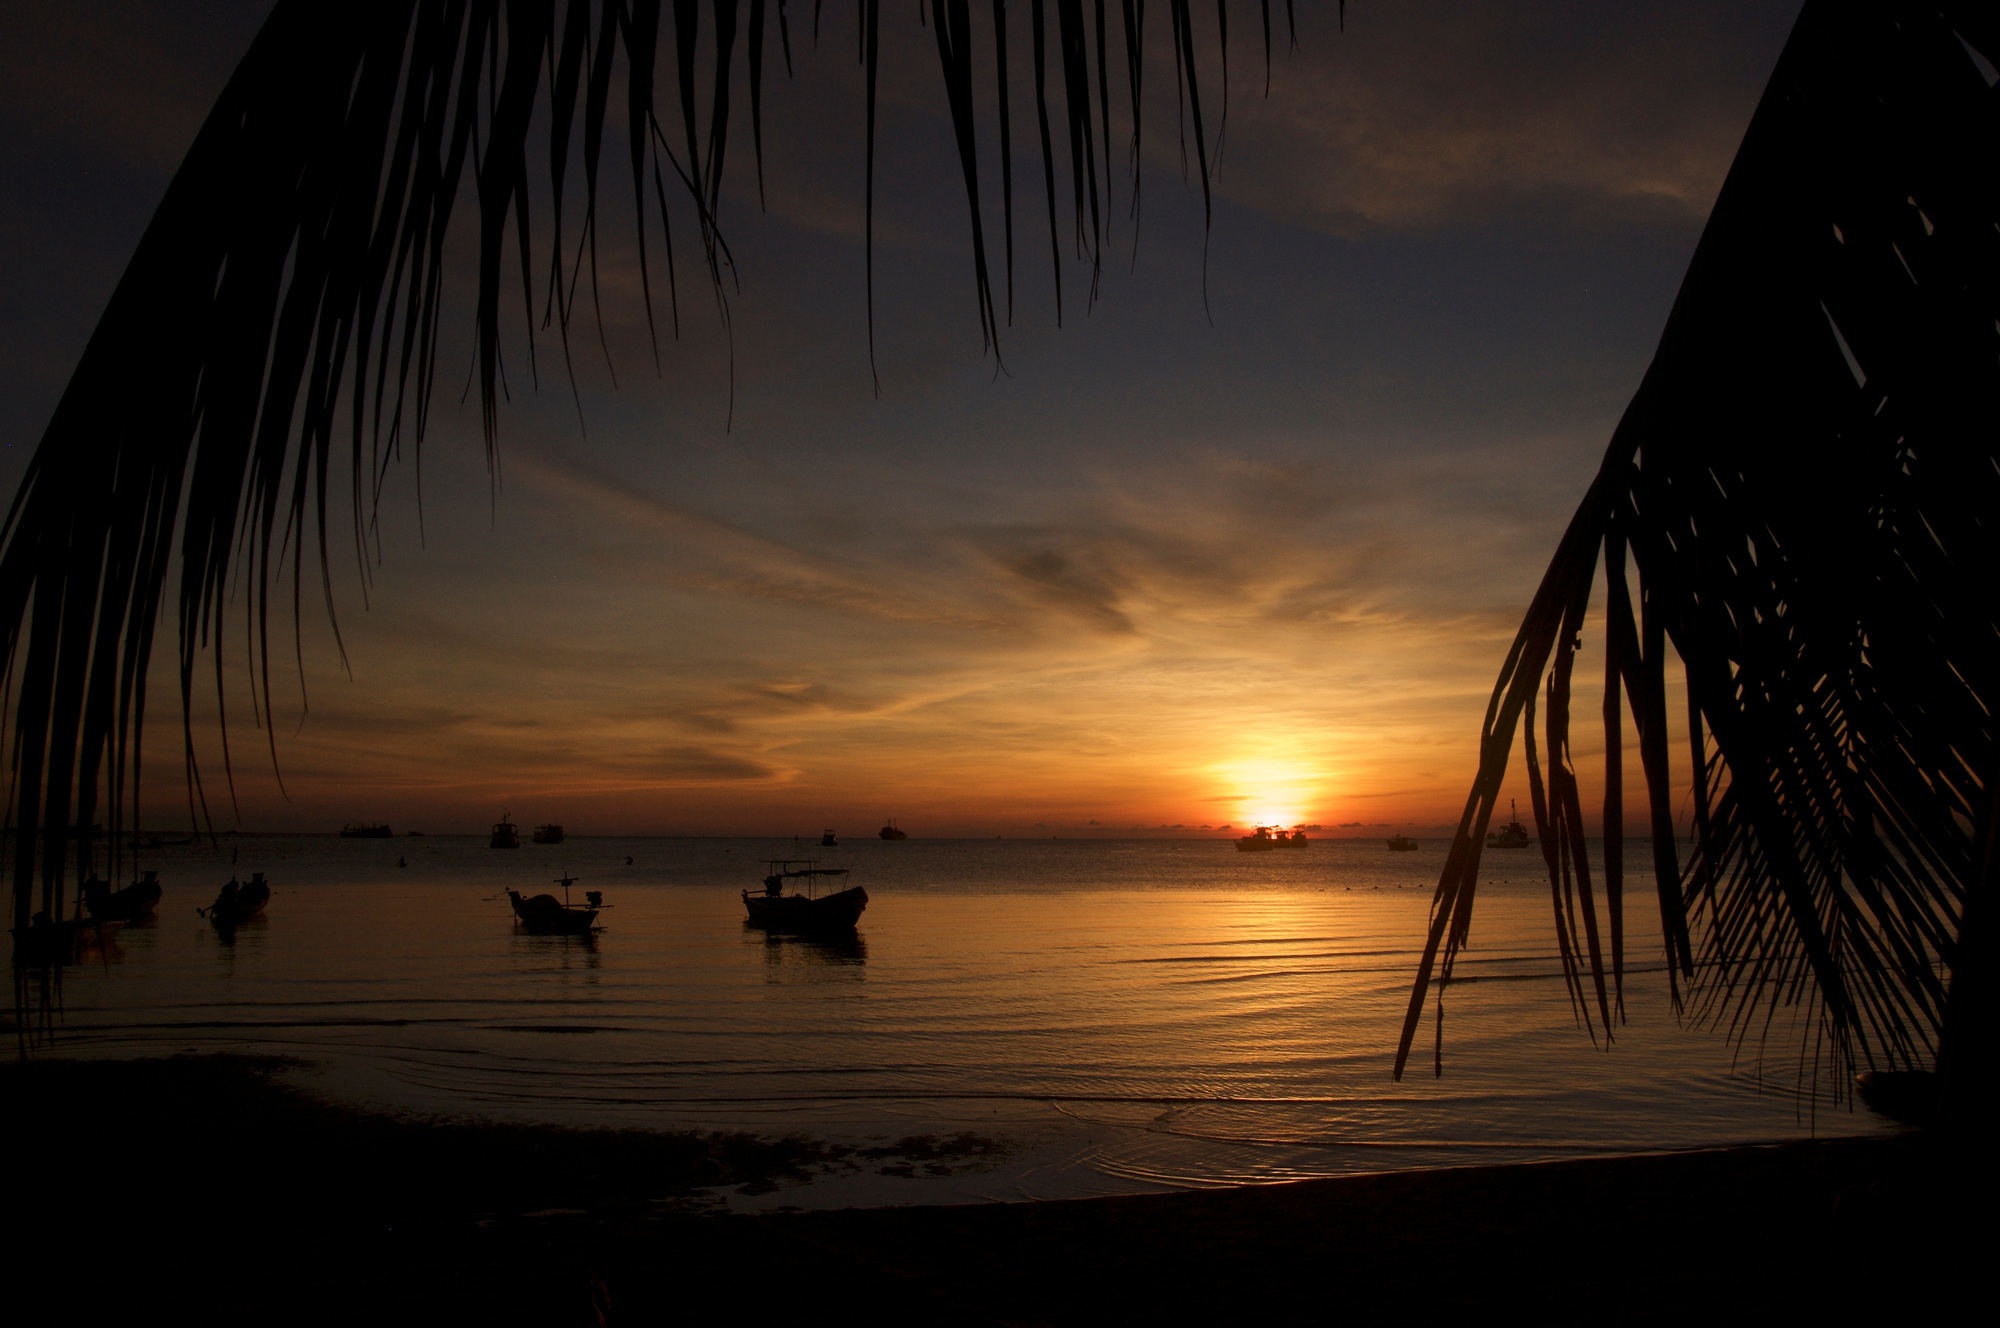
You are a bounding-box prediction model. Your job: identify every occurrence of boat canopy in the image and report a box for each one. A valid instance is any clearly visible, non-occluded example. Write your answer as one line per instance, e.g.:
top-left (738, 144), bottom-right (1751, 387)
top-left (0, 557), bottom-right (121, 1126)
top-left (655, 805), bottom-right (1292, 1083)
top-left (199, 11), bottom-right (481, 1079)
top-left (762, 860), bottom-right (850, 879)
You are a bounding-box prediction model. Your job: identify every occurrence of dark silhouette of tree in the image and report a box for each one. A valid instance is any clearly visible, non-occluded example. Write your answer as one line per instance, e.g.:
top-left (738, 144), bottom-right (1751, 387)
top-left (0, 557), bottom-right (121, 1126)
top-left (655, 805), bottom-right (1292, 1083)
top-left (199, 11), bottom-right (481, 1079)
top-left (1394, 0), bottom-right (1997, 1133)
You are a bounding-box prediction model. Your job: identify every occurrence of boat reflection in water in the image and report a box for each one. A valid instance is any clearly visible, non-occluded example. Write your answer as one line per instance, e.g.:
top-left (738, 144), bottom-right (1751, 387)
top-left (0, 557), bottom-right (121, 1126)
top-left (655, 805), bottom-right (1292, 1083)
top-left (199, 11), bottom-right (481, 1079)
top-left (757, 927), bottom-right (868, 972)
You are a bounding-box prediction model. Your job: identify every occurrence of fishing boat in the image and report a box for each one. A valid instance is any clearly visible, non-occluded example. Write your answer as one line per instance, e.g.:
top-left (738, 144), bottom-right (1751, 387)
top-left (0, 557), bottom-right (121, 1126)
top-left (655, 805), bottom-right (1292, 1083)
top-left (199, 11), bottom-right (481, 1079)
top-left (201, 872), bottom-right (270, 928)
top-left (744, 860), bottom-right (868, 933)
top-left (821, 829), bottom-right (838, 847)
top-left (1387, 834), bottom-right (1419, 852)
top-left (490, 812), bottom-right (521, 849)
top-left (1487, 800), bottom-right (1534, 850)
top-left (878, 820), bottom-right (908, 840)
top-left (83, 870), bottom-right (163, 921)
top-left (531, 823), bottom-right (565, 845)
top-left (506, 875), bottom-right (604, 935)
top-left (339, 822), bottom-right (392, 838)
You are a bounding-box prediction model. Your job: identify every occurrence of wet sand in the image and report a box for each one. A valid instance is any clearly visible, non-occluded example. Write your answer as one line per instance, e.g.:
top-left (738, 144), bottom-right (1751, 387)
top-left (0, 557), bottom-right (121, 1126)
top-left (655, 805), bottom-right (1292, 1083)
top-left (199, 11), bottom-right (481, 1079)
top-left (7, 1055), bottom-right (1949, 1325)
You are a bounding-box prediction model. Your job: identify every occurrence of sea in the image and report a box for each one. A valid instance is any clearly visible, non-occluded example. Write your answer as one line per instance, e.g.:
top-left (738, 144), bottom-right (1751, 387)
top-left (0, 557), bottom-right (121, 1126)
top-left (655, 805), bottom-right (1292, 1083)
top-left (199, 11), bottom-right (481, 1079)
top-left (17, 834), bottom-right (1895, 1209)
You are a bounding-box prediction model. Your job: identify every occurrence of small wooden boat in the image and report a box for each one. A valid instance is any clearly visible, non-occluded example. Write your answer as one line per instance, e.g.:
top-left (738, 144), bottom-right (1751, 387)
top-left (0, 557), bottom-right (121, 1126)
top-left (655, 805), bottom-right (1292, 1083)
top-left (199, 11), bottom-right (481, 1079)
top-left (878, 820), bottom-right (908, 840)
top-left (532, 823), bottom-right (565, 845)
top-left (506, 875), bottom-right (604, 935)
top-left (490, 812), bottom-right (521, 849)
top-left (1486, 800), bottom-right (1534, 850)
top-left (744, 861), bottom-right (867, 934)
top-left (84, 871), bottom-right (163, 921)
top-left (1387, 834), bottom-right (1419, 852)
top-left (200, 872), bottom-right (270, 928)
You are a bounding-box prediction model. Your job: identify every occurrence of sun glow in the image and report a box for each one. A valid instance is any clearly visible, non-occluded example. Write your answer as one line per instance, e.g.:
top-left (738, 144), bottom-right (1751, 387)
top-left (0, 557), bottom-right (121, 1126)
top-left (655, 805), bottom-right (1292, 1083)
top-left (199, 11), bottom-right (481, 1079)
top-left (1218, 757), bottom-right (1324, 829)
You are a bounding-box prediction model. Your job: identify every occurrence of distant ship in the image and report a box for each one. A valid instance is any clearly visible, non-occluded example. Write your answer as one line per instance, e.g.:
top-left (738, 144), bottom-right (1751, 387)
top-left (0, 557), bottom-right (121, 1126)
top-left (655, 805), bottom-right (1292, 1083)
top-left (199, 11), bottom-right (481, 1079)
top-left (878, 821), bottom-right (908, 841)
top-left (821, 829), bottom-right (838, 847)
top-left (1486, 800), bottom-right (1533, 850)
top-left (532, 823), bottom-right (565, 845)
top-left (339, 822), bottom-right (392, 839)
top-left (490, 812), bottom-right (521, 849)
top-left (1387, 833), bottom-right (1419, 852)
top-left (1236, 826), bottom-right (1308, 852)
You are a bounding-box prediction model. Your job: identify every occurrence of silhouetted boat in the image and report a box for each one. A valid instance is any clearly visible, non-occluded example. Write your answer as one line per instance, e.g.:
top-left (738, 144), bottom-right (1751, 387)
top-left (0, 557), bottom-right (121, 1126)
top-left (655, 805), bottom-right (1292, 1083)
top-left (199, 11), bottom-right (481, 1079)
top-left (1487, 801), bottom-right (1533, 850)
top-left (339, 822), bottom-right (392, 838)
top-left (1236, 826), bottom-right (1309, 851)
top-left (506, 875), bottom-right (604, 935)
top-left (490, 812), bottom-right (521, 849)
top-left (1387, 834), bottom-right (1419, 852)
top-left (84, 871), bottom-right (163, 921)
top-left (878, 820), bottom-right (908, 840)
top-left (532, 823), bottom-right (565, 845)
top-left (821, 829), bottom-right (838, 847)
top-left (201, 872), bottom-right (270, 928)
top-left (744, 861), bottom-right (867, 933)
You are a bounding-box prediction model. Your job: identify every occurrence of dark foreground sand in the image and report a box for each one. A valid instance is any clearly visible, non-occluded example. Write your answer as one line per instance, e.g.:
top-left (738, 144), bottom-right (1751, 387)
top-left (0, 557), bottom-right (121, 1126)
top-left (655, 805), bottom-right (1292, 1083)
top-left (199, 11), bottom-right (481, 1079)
top-left (3, 1056), bottom-right (1959, 1325)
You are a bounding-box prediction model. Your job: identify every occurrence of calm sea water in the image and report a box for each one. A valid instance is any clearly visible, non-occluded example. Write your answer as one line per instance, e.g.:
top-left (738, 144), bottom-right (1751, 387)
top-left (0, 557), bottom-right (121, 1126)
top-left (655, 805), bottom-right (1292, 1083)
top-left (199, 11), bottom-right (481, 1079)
top-left (20, 835), bottom-right (1892, 1208)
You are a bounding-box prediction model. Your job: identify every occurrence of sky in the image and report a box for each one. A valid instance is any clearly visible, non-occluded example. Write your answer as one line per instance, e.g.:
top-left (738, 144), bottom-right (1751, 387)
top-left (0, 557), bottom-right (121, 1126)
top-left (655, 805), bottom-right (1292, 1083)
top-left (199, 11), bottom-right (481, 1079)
top-left (0, 1), bottom-right (1801, 837)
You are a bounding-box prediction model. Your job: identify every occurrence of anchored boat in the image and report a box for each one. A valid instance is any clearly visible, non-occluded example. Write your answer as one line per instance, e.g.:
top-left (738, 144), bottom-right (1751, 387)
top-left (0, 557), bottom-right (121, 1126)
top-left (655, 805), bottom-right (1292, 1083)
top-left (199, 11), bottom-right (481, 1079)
top-left (1486, 800), bottom-right (1534, 850)
top-left (490, 812), bottom-right (521, 849)
top-left (1236, 826), bottom-right (1309, 851)
top-left (506, 874), bottom-right (604, 935)
top-left (744, 860), bottom-right (867, 934)
top-left (201, 872), bottom-right (270, 928)
top-left (84, 871), bottom-right (163, 921)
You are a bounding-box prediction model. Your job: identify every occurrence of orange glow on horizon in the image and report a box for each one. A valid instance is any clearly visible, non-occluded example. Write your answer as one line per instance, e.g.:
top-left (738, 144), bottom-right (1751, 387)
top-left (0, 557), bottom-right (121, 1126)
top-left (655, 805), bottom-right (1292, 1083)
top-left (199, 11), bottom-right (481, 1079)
top-left (1216, 756), bottom-right (1325, 831)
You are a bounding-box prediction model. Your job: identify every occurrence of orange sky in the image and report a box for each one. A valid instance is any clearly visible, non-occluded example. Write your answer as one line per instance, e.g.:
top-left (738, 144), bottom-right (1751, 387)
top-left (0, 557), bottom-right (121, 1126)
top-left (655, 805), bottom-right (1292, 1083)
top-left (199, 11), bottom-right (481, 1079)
top-left (4, 3), bottom-right (1782, 837)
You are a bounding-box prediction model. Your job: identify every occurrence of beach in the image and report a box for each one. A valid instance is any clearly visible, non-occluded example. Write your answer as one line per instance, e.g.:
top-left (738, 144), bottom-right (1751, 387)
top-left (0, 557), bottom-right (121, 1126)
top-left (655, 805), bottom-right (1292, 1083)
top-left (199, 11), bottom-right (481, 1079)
top-left (7, 1054), bottom-right (1934, 1324)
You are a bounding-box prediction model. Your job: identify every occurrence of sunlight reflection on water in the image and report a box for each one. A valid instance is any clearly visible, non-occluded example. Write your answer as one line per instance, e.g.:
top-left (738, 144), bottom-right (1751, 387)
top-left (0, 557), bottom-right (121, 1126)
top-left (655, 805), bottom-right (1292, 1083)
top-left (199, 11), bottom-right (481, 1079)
top-left (27, 835), bottom-right (1894, 1208)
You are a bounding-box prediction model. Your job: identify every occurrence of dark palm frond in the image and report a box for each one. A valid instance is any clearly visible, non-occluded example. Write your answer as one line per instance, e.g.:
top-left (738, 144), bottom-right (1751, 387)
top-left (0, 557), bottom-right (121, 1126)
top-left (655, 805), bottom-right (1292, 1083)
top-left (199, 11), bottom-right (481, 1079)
top-left (1396, 0), bottom-right (1999, 1100)
top-left (2, 2), bottom-right (1290, 937)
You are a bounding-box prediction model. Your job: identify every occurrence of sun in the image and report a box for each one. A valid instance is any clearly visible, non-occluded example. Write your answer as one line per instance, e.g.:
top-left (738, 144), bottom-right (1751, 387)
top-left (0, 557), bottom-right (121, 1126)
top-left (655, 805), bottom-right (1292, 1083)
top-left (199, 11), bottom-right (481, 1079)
top-left (1217, 757), bottom-right (1323, 828)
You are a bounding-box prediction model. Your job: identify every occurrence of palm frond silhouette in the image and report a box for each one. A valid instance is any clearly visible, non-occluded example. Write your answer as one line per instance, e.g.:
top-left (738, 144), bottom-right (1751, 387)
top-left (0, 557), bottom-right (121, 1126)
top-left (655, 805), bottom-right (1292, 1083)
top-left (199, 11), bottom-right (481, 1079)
top-left (0, 0), bottom-right (1256, 935)
top-left (1394, 0), bottom-right (1998, 1125)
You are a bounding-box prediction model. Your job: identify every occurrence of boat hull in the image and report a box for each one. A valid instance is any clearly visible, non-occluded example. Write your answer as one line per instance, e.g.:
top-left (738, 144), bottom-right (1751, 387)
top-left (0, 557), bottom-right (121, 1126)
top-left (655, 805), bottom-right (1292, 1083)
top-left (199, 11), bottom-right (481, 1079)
top-left (507, 890), bottom-right (598, 935)
top-left (743, 885), bottom-right (868, 934)
top-left (84, 877), bottom-right (163, 922)
top-left (206, 878), bottom-right (270, 929)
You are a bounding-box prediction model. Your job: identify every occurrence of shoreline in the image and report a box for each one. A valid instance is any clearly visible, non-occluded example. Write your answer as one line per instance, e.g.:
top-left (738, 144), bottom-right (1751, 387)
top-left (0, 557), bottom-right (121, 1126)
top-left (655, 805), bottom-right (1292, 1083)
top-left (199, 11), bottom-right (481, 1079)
top-left (8, 1053), bottom-right (1945, 1324)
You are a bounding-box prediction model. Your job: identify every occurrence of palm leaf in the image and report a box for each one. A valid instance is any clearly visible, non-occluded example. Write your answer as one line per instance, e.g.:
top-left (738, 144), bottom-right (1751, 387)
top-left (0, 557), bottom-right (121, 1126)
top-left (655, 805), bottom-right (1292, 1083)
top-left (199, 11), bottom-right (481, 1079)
top-left (1, 2), bottom-right (1270, 938)
top-left (1396, 0), bottom-right (1999, 1102)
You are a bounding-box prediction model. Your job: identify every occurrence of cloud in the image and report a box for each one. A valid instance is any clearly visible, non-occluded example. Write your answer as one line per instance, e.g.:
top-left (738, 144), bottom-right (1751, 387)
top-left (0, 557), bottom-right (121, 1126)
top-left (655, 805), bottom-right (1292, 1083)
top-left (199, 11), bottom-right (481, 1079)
top-left (1213, 2), bottom-right (1789, 234)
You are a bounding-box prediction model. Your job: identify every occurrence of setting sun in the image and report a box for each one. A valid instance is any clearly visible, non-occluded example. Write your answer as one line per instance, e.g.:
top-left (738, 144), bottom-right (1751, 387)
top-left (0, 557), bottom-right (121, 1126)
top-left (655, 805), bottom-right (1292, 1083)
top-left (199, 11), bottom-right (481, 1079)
top-left (1217, 757), bottom-right (1326, 829)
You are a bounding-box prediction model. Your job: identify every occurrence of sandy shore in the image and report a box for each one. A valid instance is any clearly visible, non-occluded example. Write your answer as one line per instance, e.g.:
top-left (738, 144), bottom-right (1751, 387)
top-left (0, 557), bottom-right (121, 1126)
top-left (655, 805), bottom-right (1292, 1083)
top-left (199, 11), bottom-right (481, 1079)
top-left (6, 1055), bottom-right (1949, 1324)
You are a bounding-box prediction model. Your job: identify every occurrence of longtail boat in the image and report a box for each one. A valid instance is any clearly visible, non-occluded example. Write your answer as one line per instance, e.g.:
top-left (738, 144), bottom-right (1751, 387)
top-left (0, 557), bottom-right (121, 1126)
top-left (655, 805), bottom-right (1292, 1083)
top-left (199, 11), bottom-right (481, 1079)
top-left (744, 860), bottom-right (867, 934)
top-left (506, 875), bottom-right (603, 935)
